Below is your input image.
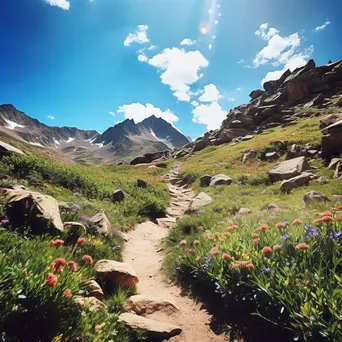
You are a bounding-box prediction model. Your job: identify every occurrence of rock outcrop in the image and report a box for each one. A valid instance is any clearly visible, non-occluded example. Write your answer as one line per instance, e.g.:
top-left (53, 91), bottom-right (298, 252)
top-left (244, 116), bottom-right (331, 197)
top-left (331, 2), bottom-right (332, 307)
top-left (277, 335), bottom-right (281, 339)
top-left (126, 295), bottom-right (178, 315)
top-left (209, 174), bottom-right (234, 186)
top-left (0, 140), bottom-right (25, 157)
top-left (88, 210), bottom-right (112, 235)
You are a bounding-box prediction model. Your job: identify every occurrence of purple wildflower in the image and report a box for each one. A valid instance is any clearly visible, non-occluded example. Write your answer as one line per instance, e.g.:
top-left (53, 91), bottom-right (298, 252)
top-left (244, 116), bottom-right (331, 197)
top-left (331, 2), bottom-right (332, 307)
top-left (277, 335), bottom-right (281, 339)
top-left (283, 220), bottom-right (289, 227)
top-left (79, 215), bottom-right (89, 221)
top-left (281, 234), bottom-right (291, 241)
top-left (330, 231), bottom-right (342, 242)
top-left (262, 267), bottom-right (271, 275)
top-left (72, 203), bottom-right (81, 212)
top-left (113, 228), bottom-right (122, 236)
top-left (202, 257), bottom-right (211, 271)
top-left (1, 217), bottom-right (9, 224)
top-left (33, 199), bottom-right (39, 204)
top-left (234, 213), bottom-right (243, 221)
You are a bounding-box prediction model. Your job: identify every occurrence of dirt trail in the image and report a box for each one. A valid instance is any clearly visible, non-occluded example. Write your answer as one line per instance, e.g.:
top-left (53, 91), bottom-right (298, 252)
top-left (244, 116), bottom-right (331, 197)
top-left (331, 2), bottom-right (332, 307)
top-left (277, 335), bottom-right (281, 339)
top-left (123, 163), bottom-right (227, 341)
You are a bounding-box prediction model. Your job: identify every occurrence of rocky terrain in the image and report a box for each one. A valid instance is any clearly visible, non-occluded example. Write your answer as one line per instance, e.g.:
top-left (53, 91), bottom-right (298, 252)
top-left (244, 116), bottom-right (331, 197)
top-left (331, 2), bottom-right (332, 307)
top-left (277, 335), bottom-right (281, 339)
top-left (0, 105), bottom-right (190, 164)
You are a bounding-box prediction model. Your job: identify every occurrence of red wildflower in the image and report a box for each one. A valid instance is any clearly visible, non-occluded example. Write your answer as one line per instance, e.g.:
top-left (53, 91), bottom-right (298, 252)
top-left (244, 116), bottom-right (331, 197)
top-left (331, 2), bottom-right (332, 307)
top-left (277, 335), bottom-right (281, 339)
top-left (77, 238), bottom-right (86, 246)
top-left (51, 258), bottom-right (66, 273)
top-left (296, 243), bottom-right (309, 250)
top-left (292, 219), bottom-right (303, 225)
top-left (209, 247), bottom-right (220, 256)
top-left (337, 214), bottom-right (342, 221)
top-left (246, 263), bottom-right (255, 270)
top-left (45, 273), bottom-right (58, 287)
top-left (82, 255), bottom-right (93, 264)
top-left (50, 239), bottom-right (64, 247)
top-left (313, 218), bottom-right (323, 224)
top-left (256, 224), bottom-right (269, 232)
top-left (221, 253), bottom-right (231, 260)
top-left (251, 233), bottom-right (259, 238)
top-left (179, 239), bottom-right (187, 246)
top-left (193, 240), bottom-right (200, 246)
top-left (252, 238), bottom-right (260, 245)
top-left (321, 216), bottom-right (334, 223)
top-left (273, 244), bottom-right (282, 252)
top-left (275, 222), bottom-right (286, 229)
top-left (317, 211), bottom-right (332, 217)
top-left (67, 261), bottom-right (77, 272)
top-left (261, 246), bottom-right (272, 255)
top-left (227, 225), bottom-right (238, 231)
top-left (63, 289), bottom-right (72, 298)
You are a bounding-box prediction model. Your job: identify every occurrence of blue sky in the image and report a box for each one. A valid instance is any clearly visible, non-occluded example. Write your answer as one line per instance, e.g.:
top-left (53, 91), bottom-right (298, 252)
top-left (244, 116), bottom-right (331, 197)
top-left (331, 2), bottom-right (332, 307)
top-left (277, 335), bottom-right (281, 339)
top-left (1, 0), bottom-right (341, 138)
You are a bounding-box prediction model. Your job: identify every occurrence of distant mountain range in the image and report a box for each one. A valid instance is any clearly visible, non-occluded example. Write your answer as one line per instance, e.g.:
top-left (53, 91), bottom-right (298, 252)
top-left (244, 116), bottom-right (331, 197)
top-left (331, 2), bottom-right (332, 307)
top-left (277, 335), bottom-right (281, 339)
top-left (0, 104), bottom-right (190, 164)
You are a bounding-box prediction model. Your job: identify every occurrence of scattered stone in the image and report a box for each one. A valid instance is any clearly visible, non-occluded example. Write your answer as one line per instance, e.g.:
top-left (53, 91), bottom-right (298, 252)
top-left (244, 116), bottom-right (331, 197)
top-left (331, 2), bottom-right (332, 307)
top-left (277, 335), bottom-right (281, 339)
top-left (333, 195), bottom-right (342, 203)
top-left (0, 140), bottom-right (25, 157)
top-left (2, 188), bottom-right (64, 234)
top-left (303, 191), bottom-right (330, 204)
top-left (321, 114), bottom-right (342, 159)
top-left (334, 161), bottom-right (342, 179)
top-left (265, 151), bottom-right (279, 160)
top-left (316, 176), bottom-right (330, 184)
top-left (328, 158), bottom-right (341, 169)
top-left (242, 150), bottom-right (257, 163)
top-left (88, 210), bottom-right (112, 235)
top-left (241, 135), bottom-right (254, 141)
top-left (85, 280), bottom-right (104, 301)
top-left (238, 208), bottom-right (251, 216)
top-left (188, 192), bottom-right (213, 211)
top-left (63, 222), bottom-right (86, 234)
top-left (118, 313), bottom-right (182, 339)
top-left (303, 93), bottom-right (325, 109)
top-left (112, 189), bottom-right (125, 203)
top-left (192, 140), bottom-right (209, 152)
top-left (265, 202), bottom-right (280, 211)
top-left (137, 179), bottom-right (148, 188)
top-left (95, 260), bottom-right (139, 288)
top-left (200, 175), bottom-right (212, 187)
top-left (280, 172), bottom-right (312, 192)
top-left (249, 89), bottom-right (264, 99)
top-left (74, 296), bottom-right (107, 312)
top-left (126, 295), bottom-right (178, 315)
top-left (209, 174), bottom-right (234, 186)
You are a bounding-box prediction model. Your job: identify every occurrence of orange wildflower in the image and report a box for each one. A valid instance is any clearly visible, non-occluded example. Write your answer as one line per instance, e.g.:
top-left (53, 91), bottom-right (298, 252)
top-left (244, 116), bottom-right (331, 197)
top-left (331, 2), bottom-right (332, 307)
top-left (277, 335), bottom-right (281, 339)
top-left (82, 255), bottom-right (93, 264)
top-left (179, 240), bottom-right (187, 246)
top-left (218, 238), bottom-right (224, 243)
top-left (251, 233), bottom-right (259, 238)
top-left (321, 216), bottom-right (334, 223)
top-left (273, 244), bottom-right (282, 252)
top-left (246, 263), bottom-right (255, 270)
top-left (292, 219), bottom-right (303, 225)
top-left (209, 247), bottom-right (220, 256)
top-left (67, 261), bottom-right (77, 272)
top-left (45, 273), bottom-right (58, 287)
top-left (256, 224), bottom-right (269, 232)
top-left (63, 289), bottom-right (72, 298)
top-left (252, 238), bottom-right (260, 245)
top-left (275, 222), bottom-right (286, 229)
top-left (77, 237), bottom-right (86, 246)
top-left (50, 239), bottom-right (64, 247)
top-left (195, 256), bottom-right (201, 262)
top-left (317, 211), bottom-right (332, 217)
top-left (221, 253), bottom-right (231, 260)
top-left (207, 236), bottom-right (214, 241)
top-left (223, 232), bottom-right (231, 237)
top-left (51, 258), bottom-right (66, 273)
top-left (213, 232), bottom-right (221, 237)
top-left (296, 243), bottom-right (309, 250)
top-left (227, 225), bottom-right (238, 231)
top-left (313, 218), bottom-right (323, 224)
top-left (337, 214), bottom-right (342, 221)
top-left (261, 246), bottom-right (272, 255)
top-left (193, 240), bottom-right (200, 246)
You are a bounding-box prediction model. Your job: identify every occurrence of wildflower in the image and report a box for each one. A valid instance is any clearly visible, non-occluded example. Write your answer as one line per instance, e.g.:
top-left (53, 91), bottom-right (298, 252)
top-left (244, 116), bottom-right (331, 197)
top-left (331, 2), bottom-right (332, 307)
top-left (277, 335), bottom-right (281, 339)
top-left (275, 222), bottom-right (286, 229)
top-left (281, 234), bottom-right (291, 241)
top-left (252, 238), bottom-right (260, 245)
top-left (72, 203), bottom-right (81, 212)
top-left (33, 199), bottom-right (39, 204)
top-left (256, 224), bottom-right (269, 232)
top-left (273, 244), bottom-right (282, 252)
top-left (50, 239), bottom-right (64, 247)
top-left (213, 232), bottom-right (220, 238)
top-left (312, 218), bottom-right (323, 224)
top-left (251, 233), bottom-right (259, 238)
top-left (304, 225), bottom-right (319, 238)
top-left (51, 258), bottom-right (66, 273)
top-left (202, 257), bottom-right (211, 271)
top-left (337, 214), bottom-right (342, 221)
top-left (223, 232), bottom-right (231, 237)
top-left (197, 226), bottom-right (205, 231)
top-left (222, 253), bottom-right (231, 260)
top-left (113, 228), bottom-right (122, 236)
top-left (261, 246), bottom-right (272, 255)
top-left (292, 219), bottom-right (302, 225)
top-left (261, 267), bottom-right (271, 275)
top-left (25, 200), bottom-right (29, 209)
top-left (195, 256), bottom-right (201, 262)
top-left (317, 211), bottom-right (332, 217)
top-left (1, 217), bottom-right (9, 224)
top-left (79, 215), bottom-right (89, 221)
top-left (330, 231), bottom-right (342, 242)
top-left (179, 240), bottom-right (187, 246)
top-left (186, 248), bottom-right (193, 253)
top-left (296, 243), bottom-right (309, 250)
top-left (246, 263), bottom-right (255, 270)
top-left (193, 240), bottom-right (200, 246)
top-left (321, 216), bottom-right (334, 223)
top-left (209, 247), bottom-right (220, 256)
top-left (82, 255), bottom-right (93, 264)
top-left (63, 289), bottom-right (72, 298)
top-left (45, 273), bottom-right (58, 287)
top-left (207, 236), bottom-right (214, 241)
top-left (67, 261), bottom-right (77, 272)
top-left (305, 280), bottom-right (310, 286)
top-left (227, 225), bottom-right (238, 231)
top-left (95, 323), bottom-right (106, 332)
top-left (77, 237), bottom-right (86, 246)
top-left (218, 238), bottom-right (224, 243)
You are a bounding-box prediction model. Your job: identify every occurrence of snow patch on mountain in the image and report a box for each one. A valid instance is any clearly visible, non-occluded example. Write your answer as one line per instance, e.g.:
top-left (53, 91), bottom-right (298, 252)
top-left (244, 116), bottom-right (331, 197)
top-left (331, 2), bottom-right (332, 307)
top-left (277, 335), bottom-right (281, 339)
top-left (4, 118), bottom-right (25, 130)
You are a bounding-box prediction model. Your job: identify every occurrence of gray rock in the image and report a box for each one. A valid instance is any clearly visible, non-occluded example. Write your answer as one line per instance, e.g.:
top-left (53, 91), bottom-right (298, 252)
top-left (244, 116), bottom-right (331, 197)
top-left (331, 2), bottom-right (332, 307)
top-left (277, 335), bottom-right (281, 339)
top-left (265, 151), bottom-right (279, 160)
top-left (112, 189), bottom-right (125, 203)
top-left (200, 175), bottom-right (212, 187)
top-left (242, 150), bottom-right (258, 163)
top-left (85, 280), bottom-right (104, 301)
top-left (316, 176), bottom-right (330, 184)
top-left (63, 222), bottom-right (87, 234)
top-left (192, 140), bottom-right (209, 152)
top-left (209, 174), bottom-right (234, 186)
top-left (188, 192), bottom-right (213, 211)
top-left (241, 135), bottom-right (254, 141)
top-left (0, 141), bottom-right (25, 156)
top-left (249, 89), bottom-right (264, 99)
top-left (95, 259), bottom-right (139, 288)
top-left (238, 208), bottom-right (251, 216)
top-left (119, 313), bottom-right (181, 339)
top-left (303, 93), bottom-right (325, 109)
top-left (333, 195), bottom-right (342, 203)
top-left (74, 296), bottom-right (107, 312)
top-left (88, 210), bottom-right (112, 235)
top-left (130, 156), bottom-right (149, 165)
top-left (137, 179), bottom-right (148, 188)
top-left (280, 172), bottom-right (312, 192)
top-left (267, 156), bottom-right (311, 182)
top-left (303, 191), bottom-right (330, 204)
top-left (265, 202), bottom-right (281, 211)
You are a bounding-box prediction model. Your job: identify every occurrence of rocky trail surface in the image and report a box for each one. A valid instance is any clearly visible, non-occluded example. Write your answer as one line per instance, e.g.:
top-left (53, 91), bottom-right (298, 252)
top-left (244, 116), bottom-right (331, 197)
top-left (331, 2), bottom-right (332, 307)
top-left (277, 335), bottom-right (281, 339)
top-left (123, 163), bottom-right (228, 341)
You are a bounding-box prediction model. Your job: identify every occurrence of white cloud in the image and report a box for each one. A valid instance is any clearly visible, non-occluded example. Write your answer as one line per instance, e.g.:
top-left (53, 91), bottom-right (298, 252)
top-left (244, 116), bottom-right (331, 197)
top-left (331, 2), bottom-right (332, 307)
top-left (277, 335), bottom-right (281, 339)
top-left (314, 19), bottom-right (331, 32)
top-left (255, 23), bottom-right (279, 41)
top-left (148, 47), bottom-right (209, 102)
top-left (237, 59), bottom-right (244, 64)
top-left (109, 111), bottom-right (115, 117)
top-left (198, 84), bottom-right (223, 102)
top-left (138, 54), bottom-right (148, 62)
top-left (117, 102), bottom-right (179, 125)
top-left (228, 97), bottom-right (236, 102)
top-left (236, 87), bottom-right (242, 91)
top-left (180, 38), bottom-right (196, 46)
top-left (191, 101), bottom-right (199, 107)
top-left (44, 0), bottom-right (70, 10)
top-left (48, 115), bottom-right (55, 120)
top-left (261, 46), bottom-right (314, 85)
top-left (124, 25), bottom-right (149, 47)
top-left (147, 45), bottom-right (157, 50)
top-left (192, 102), bottom-right (226, 130)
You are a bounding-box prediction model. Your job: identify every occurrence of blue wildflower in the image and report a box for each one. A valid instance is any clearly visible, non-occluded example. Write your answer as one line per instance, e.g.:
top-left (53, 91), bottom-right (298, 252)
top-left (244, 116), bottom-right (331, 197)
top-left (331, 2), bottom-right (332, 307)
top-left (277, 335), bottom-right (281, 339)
top-left (284, 220), bottom-right (289, 227)
top-left (281, 234), bottom-right (291, 241)
top-left (304, 225), bottom-right (319, 238)
top-left (261, 267), bottom-right (271, 274)
top-left (72, 203), bottom-right (81, 212)
top-left (330, 231), bottom-right (342, 242)
top-left (202, 256), bottom-right (211, 271)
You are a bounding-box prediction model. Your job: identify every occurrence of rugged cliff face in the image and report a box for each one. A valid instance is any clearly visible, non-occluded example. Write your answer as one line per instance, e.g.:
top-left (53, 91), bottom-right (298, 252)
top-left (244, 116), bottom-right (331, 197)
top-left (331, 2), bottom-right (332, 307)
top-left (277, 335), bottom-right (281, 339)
top-left (0, 105), bottom-right (190, 164)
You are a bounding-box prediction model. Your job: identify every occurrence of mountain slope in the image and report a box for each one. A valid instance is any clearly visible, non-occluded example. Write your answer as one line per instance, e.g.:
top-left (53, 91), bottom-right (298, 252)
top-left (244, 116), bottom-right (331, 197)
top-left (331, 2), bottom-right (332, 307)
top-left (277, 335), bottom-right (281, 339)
top-left (0, 105), bottom-right (190, 164)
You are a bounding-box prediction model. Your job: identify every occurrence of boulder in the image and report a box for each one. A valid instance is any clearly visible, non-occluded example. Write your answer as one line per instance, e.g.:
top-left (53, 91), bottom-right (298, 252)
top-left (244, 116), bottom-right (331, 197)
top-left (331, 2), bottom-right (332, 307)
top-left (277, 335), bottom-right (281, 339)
top-left (85, 280), bottom-right (104, 301)
top-left (336, 98), bottom-right (342, 107)
top-left (328, 158), bottom-right (341, 169)
top-left (285, 144), bottom-right (302, 160)
top-left (118, 313), bottom-right (182, 339)
top-left (267, 157), bottom-right (311, 182)
top-left (303, 93), bottom-right (325, 109)
top-left (280, 172), bottom-right (312, 192)
top-left (74, 296), bottom-right (107, 312)
top-left (112, 189), bottom-right (125, 203)
top-left (88, 210), bottom-right (111, 235)
top-left (95, 259), bottom-right (139, 288)
top-left (2, 188), bottom-right (64, 234)
top-left (188, 192), bottom-right (213, 211)
top-left (200, 175), bottom-right (212, 187)
top-left (287, 79), bottom-right (309, 103)
top-left (58, 201), bottom-right (72, 212)
top-left (63, 222), bottom-right (87, 234)
top-left (137, 179), bottom-right (148, 188)
top-left (130, 156), bottom-right (148, 165)
top-left (321, 116), bottom-right (342, 158)
top-left (263, 91), bottom-right (287, 105)
top-left (265, 202), bottom-right (281, 212)
top-left (334, 161), bottom-right (342, 179)
top-left (241, 134), bottom-right (254, 141)
top-left (209, 174), bottom-right (234, 186)
top-left (333, 195), bottom-right (342, 203)
top-left (242, 150), bottom-right (258, 163)
top-left (303, 191), bottom-right (330, 204)
top-left (238, 208), bottom-right (251, 216)
top-left (0, 141), bottom-right (25, 157)
top-left (126, 295), bottom-right (178, 315)
top-left (249, 89), bottom-right (264, 99)
top-left (265, 152), bottom-right (279, 160)
top-left (192, 140), bottom-right (209, 152)
top-left (316, 176), bottom-right (330, 184)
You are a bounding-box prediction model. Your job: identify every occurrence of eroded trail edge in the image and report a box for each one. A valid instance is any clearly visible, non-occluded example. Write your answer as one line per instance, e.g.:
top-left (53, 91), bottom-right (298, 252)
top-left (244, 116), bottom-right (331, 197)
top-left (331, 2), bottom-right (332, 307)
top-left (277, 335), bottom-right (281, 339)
top-left (123, 163), bottom-right (226, 341)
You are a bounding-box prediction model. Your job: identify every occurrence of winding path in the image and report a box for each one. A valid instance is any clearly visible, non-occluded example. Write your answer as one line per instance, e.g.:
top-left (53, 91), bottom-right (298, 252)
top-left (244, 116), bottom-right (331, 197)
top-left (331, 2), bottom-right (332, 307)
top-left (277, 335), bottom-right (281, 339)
top-left (123, 163), bottom-right (227, 341)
